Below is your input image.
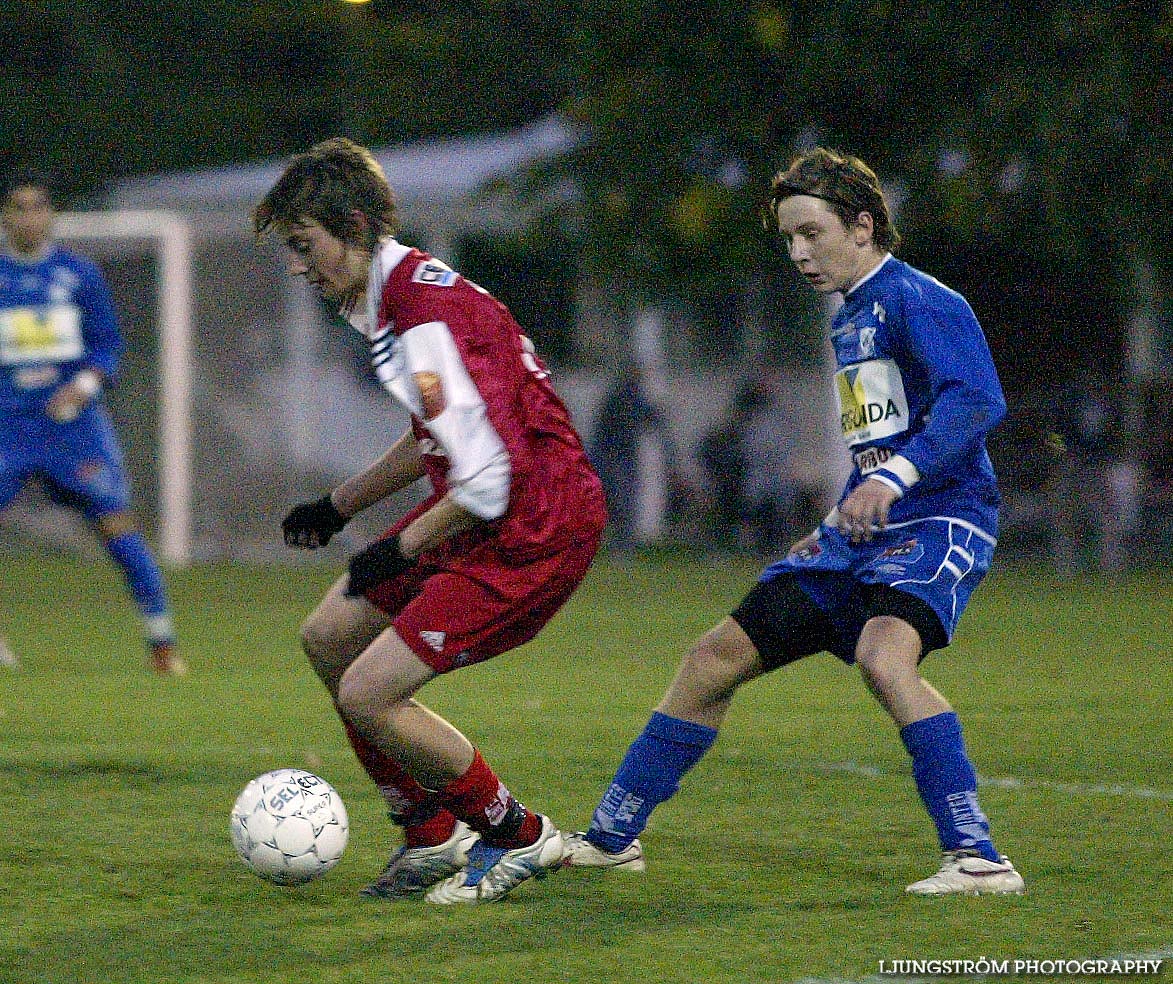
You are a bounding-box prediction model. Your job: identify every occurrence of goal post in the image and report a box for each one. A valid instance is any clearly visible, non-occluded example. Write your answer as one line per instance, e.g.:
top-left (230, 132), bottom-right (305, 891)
top-left (56, 209), bottom-right (194, 566)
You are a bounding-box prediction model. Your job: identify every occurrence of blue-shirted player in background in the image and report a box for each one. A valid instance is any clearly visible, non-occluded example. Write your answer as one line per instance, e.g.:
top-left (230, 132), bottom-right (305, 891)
top-left (563, 148), bottom-right (1025, 896)
top-left (0, 174), bottom-right (185, 676)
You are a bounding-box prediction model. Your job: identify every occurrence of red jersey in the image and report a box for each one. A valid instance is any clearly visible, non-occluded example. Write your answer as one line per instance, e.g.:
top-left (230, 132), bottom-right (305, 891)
top-left (356, 239), bottom-right (605, 560)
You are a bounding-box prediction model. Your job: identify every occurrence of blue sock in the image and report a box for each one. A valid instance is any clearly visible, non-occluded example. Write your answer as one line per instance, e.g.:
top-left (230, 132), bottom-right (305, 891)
top-left (900, 711), bottom-right (999, 861)
top-left (587, 711), bottom-right (718, 852)
top-left (105, 531), bottom-right (174, 646)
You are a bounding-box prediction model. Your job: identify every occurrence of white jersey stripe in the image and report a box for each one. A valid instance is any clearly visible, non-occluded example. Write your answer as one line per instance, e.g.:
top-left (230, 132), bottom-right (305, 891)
top-left (890, 522), bottom-right (979, 627)
top-left (397, 319), bottom-right (510, 519)
top-left (882, 514), bottom-right (997, 547)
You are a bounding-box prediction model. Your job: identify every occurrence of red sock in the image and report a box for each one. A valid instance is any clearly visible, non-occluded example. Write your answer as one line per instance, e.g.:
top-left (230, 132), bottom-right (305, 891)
top-left (403, 810), bottom-right (458, 848)
top-left (342, 717), bottom-right (457, 846)
top-left (439, 749), bottom-right (541, 848)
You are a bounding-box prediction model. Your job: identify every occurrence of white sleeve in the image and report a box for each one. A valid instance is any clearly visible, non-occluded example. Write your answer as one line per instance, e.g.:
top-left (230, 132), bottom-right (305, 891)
top-left (398, 320), bottom-right (511, 519)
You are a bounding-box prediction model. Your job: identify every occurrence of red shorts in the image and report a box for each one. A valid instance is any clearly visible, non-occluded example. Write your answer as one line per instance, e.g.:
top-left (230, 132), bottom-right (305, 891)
top-left (364, 500), bottom-right (605, 673)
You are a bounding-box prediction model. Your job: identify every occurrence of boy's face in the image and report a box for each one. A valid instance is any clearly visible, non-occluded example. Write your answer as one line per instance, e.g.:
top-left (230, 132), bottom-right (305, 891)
top-left (2, 185), bottom-right (54, 255)
top-left (775, 194), bottom-right (875, 295)
top-left (281, 218), bottom-right (370, 308)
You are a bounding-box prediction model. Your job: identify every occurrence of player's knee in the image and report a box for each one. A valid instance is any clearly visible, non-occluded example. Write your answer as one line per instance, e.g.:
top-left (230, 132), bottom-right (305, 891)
top-left (856, 619), bottom-right (921, 690)
top-left (334, 670), bottom-right (376, 731)
top-left (96, 511), bottom-right (138, 539)
top-left (856, 649), bottom-right (899, 697)
top-left (335, 664), bottom-right (408, 736)
top-left (678, 625), bottom-right (757, 701)
top-left (855, 641), bottom-right (916, 699)
top-left (299, 612), bottom-right (339, 664)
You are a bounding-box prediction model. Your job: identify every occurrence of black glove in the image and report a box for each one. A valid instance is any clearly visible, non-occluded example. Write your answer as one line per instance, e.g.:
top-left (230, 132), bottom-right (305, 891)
top-left (282, 494), bottom-right (348, 548)
top-left (345, 534), bottom-right (414, 597)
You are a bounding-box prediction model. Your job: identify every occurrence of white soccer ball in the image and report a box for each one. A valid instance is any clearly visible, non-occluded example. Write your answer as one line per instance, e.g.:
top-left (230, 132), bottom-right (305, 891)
top-left (230, 768), bottom-right (349, 886)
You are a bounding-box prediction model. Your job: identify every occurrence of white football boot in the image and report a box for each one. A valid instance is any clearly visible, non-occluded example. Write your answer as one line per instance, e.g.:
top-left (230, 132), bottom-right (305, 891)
top-left (561, 831), bottom-right (646, 872)
top-left (906, 850), bottom-right (1026, 896)
top-left (426, 815), bottom-right (564, 904)
top-left (361, 821), bottom-right (479, 899)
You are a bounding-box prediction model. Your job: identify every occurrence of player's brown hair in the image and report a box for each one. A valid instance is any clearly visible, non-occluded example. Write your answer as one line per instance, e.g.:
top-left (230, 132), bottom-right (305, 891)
top-left (1, 170), bottom-right (56, 206)
top-left (254, 137), bottom-right (397, 249)
top-left (767, 148), bottom-right (900, 251)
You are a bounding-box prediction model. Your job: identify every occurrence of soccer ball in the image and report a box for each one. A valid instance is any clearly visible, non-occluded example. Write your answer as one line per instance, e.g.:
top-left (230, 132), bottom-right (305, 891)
top-left (230, 768), bottom-right (349, 885)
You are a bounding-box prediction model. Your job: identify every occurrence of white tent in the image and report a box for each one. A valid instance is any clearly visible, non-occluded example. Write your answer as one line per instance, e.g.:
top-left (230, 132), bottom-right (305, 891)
top-left (106, 115), bottom-right (579, 254)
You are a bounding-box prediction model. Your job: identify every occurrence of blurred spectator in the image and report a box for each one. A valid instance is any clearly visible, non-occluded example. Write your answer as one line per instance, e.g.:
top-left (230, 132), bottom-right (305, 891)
top-left (1046, 376), bottom-right (1140, 575)
top-left (698, 369), bottom-right (807, 554)
top-left (589, 364), bottom-right (669, 551)
top-left (696, 398), bottom-right (745, 540)
top-left (1138, 375), bottom-right (1173, 547)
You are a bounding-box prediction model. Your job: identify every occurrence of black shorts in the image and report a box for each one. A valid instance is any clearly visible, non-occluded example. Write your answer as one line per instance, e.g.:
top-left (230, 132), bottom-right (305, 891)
top-left (730, 573), bottom-right (947, 672)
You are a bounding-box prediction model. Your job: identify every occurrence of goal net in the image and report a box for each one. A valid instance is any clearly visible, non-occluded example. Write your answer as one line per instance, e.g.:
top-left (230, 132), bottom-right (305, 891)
top-left (1, 209), bottom-right (422, 566)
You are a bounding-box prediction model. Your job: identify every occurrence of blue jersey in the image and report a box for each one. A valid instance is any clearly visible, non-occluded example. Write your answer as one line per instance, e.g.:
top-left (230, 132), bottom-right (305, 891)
top-left (0, 243), bottom-right (123, 415)
top-left (826, 255), bottom-right (1006, 535)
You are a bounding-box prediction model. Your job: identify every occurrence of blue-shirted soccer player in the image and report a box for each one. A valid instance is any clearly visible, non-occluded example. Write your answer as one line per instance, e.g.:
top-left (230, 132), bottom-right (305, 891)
top-left (0, 174), bottom-right (185, 676)
top-left (563, 148), bottom-right (1025, 895)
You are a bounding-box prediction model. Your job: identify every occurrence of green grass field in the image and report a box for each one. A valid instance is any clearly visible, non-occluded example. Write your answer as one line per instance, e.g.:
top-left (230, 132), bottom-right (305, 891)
top-left (1, 551), bottom-right (1170, 984)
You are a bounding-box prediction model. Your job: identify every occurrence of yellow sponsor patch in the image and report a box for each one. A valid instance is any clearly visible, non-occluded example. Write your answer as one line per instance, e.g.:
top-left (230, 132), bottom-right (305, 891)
top-left (833, 358), bottom-right (909, 447)
top-left (0, 304), bottom-right (84, 365)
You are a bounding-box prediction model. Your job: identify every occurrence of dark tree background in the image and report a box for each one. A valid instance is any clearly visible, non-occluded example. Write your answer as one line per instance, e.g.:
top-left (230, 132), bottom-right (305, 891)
top-left (3, 0), bottom-right (1171, 388)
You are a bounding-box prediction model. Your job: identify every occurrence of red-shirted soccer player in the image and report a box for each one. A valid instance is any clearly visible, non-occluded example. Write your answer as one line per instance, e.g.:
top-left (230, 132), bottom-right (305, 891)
top-left (254, 138), bottom-right (606, 904)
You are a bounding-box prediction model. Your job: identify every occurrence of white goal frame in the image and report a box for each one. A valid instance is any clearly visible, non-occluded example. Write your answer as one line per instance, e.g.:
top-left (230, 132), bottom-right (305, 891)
top-left (56, 210), bottom-right (194, 566)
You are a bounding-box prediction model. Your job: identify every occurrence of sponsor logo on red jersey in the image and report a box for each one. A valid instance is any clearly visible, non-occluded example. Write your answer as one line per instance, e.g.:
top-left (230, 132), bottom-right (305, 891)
top-left (414, 371), bottom-right (445, 419)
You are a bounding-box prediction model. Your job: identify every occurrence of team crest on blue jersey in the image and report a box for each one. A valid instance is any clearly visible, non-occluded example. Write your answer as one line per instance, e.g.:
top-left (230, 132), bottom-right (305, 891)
top-left (859, 325), bottom-right (877, 357)
top-left (790, 540), bottom-right (823, 563)
top-left (879, 538), bottom-right (923, 563)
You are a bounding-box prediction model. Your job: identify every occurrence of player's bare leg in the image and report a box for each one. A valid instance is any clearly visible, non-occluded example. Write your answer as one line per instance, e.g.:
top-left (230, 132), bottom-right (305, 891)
top-left (96, 511), bottom-right (185, 676)
top-left (565, 618), bottom-right (762, 871)
top-left (656, 617), bottom-right (769, 727)
top-left (854, 616), bottom-right (949, 727)
top-left (336, 631), bottom-right (472, 784)
top-left (299, 573), bottom-right (391, 694)
top-left (326, 603), bottom-right (560, 902)
top-left (855, 616), bottom-right (1024, 895)
top-left (298, 580), bottom-right (470, 898)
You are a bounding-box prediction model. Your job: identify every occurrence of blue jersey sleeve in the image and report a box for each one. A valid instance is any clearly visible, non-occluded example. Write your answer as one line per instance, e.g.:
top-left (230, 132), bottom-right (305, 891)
top-left (897, 287), bottom-right (1006, 484)
top-left (74, 255), bottom-right (124, 381)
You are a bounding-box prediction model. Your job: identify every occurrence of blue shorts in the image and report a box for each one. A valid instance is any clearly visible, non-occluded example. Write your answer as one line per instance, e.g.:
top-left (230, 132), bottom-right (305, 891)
top-left (0, 404), bottom-right (131, 519)
top-left (744, 516), bottom-right (996, 664)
